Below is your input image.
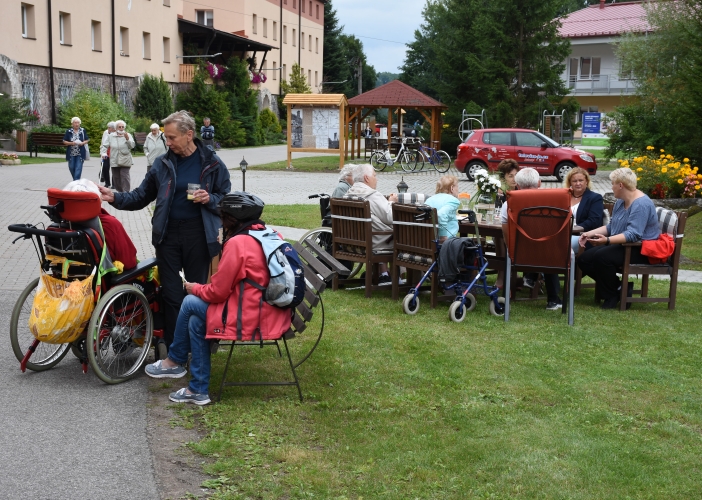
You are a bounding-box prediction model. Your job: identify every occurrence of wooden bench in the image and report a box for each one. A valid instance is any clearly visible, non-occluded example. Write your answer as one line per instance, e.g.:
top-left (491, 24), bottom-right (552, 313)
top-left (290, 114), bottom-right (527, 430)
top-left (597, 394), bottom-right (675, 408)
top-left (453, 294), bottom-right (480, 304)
top-left (216, 239), bottom-right (344, 402)
top-left (29, 132), bottom-right (65, 157)
top-left (133, 132), bottom-right (148, 151)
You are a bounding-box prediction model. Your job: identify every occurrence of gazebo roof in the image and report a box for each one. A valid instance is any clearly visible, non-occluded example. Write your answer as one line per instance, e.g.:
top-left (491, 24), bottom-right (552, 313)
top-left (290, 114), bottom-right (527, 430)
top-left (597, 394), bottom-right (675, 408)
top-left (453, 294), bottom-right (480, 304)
top-left (282, 94), bottom-right (347, 106)
top-left (347, 80), bottom-right (447, 109)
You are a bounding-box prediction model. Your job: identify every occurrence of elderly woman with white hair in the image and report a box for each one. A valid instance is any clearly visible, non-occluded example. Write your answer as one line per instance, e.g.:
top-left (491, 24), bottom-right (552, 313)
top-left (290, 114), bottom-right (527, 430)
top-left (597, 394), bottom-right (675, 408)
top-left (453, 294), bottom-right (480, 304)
top-left (101, 119), bottom-right (135, 192)
top-left (98, 110), bottom-right (231, 355)
top-left (332, 164), bottom-right (356, 198)
top-left (99, 121), bottom-right (116, 188)
top-left (62, 117), bottom-right (90, 181)
top-left (143, 123), bottom-right (168, 173)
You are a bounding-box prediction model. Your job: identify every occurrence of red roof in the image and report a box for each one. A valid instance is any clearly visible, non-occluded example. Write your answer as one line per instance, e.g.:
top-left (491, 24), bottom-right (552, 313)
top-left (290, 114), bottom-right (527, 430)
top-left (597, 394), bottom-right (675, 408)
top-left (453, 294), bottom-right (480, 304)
top-left (347, 80), bottom-right (447, 108)
top-left (558, 1), bottom-right (651, 38)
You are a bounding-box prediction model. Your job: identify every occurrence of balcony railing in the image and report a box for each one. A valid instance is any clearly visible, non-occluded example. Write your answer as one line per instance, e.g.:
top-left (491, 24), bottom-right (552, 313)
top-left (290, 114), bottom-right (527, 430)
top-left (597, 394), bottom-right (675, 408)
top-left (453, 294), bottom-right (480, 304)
top-left (179, 64), bottom-right (214, 84)
top-left (567, 74), bottom-right (638, 95)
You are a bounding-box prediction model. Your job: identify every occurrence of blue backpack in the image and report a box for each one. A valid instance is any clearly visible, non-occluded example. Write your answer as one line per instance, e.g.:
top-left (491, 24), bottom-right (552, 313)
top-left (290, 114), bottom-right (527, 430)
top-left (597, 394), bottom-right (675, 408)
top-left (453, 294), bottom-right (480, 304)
top-left (247, 229), bottom-right (306, 308)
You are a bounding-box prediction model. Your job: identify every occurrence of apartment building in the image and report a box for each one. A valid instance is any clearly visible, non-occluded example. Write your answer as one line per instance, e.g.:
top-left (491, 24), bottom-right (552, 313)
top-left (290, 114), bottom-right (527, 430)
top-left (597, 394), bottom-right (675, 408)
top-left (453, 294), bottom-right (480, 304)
top-left (180, 0), bottom-right (325, 112)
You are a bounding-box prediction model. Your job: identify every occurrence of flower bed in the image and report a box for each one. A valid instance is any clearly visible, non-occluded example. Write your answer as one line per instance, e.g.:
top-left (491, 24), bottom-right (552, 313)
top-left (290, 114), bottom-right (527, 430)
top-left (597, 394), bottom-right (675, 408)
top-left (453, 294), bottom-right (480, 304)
top-left (619, 146), bottom-right (701, 199)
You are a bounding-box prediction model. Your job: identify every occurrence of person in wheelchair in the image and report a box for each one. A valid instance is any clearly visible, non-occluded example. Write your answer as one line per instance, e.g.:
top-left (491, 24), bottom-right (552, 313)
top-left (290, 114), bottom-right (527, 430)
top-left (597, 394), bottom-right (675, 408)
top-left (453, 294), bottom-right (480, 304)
top-left (332, 165), bottom-right (355, 198)
top-left (144, 192), bottom-right (291, 405)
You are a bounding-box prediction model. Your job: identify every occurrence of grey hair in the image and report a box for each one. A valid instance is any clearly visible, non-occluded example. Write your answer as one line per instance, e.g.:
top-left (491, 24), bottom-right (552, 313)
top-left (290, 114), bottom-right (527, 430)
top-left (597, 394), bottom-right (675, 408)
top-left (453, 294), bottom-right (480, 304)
top-left (115, 120), bottom-right (126, 128)
top-left (338, 165), bottom-right (356, 182)
top-left (107, 121), bottom-right (116, 129)
top-left (163, 110), bottom-right (196, 134)
top-left (352, 164), bottom-right (374, 184)
top-left (610, 167), bottom-right (637, 190)
top-left (71, 117), bottom-right (81, 125)
top-left (150, 123), bottom-right (160, 130)
top-left (515, 167), bottom-right (540, 189)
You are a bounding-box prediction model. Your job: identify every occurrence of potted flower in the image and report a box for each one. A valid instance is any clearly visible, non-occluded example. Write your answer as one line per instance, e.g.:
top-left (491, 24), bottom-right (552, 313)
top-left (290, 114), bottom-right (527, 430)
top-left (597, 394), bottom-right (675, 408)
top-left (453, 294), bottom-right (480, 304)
top-left (470, 168), bottom-right (501, 221)
top-left (0, 152), bottom-right (21, 165)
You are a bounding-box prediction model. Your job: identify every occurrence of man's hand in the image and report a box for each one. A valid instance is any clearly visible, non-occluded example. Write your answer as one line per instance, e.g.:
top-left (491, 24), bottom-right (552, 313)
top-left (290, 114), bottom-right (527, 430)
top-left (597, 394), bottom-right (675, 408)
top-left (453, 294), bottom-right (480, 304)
top-left (98, 185), bottom-right (115, 202)
top-left (192, 189), bottom-right (210, 205)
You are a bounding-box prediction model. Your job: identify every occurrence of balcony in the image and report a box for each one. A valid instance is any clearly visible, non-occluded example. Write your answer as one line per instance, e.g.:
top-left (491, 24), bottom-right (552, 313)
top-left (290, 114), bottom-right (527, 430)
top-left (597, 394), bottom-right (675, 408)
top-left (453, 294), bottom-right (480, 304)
top-left (567, 74), bottom-right (638, 95)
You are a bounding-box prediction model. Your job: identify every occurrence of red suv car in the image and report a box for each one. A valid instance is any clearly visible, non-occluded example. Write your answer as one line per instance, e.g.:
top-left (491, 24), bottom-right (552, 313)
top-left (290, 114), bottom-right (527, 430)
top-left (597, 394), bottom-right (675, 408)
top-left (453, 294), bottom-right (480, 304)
top-left (455, 128), bottom-right (597, 182)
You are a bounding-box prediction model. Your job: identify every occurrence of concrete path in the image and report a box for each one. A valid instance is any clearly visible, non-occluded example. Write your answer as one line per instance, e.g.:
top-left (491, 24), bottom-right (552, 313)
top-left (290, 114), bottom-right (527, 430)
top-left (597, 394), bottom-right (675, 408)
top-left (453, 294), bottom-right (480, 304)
top-left (0, 146), bottom-right (700, 498)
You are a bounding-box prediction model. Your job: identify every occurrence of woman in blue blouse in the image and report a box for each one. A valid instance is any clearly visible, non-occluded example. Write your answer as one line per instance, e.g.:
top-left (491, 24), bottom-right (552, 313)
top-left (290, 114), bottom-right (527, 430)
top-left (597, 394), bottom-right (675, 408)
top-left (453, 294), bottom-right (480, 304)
top-left (577, 168), bottom-right (659, 309)
top-left (425, 175), bottom-right (460, 242)
top-left (62, 117), bottom-right (89, 181)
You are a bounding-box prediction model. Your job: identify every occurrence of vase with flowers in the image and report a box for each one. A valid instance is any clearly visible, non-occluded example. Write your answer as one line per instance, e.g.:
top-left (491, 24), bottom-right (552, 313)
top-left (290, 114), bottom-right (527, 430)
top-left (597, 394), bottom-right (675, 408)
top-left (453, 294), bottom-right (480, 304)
top-left (469, 168), bottom-right (501, 222)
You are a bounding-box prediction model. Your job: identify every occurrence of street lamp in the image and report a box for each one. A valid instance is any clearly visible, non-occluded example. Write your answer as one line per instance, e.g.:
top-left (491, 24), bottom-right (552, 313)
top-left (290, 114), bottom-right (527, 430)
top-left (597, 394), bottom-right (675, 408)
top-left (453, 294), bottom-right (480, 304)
top-left (239, 157), bottom-right (248, 191)
top-left (397, 176), bottom-right (408, 194)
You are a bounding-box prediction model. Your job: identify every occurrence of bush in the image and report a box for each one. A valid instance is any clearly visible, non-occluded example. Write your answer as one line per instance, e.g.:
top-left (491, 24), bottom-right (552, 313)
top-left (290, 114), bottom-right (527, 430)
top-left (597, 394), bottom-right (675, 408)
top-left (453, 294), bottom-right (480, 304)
top-left (0, 95), bottom-right (31, 135)
top-left (619, 146), bottom-right (701, 199)
top-left (134, 73), bottom-right (174, 122)
top-left (258, 108), bottom-right (283, 145)
top-left (130, 116), bottom-right (155, 133)
top-left (58, 88), bottom-right (131, 154)
top-left (28, 124), bottom-right (67, 154)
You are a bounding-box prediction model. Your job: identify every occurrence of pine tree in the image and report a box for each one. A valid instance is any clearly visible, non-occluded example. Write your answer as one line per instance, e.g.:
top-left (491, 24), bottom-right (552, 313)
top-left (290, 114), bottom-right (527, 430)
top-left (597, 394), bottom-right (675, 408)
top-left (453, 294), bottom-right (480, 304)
top-left (222, 57), bottom-right (261, 146)
top-left (134, 73), bottom-right (173, 121)
top-left (322, 0), bottom-right (351, 95)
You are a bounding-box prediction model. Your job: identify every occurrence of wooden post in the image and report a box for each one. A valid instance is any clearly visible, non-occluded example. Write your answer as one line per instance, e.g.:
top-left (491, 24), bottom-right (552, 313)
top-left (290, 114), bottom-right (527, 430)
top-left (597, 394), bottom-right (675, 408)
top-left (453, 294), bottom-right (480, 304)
top-left (344, 105), bottom-right (349, 160)
top-left (339, 101), bottom-right (345, 169)
top-left (356, 115), bottom-right (361, 160)
top-left (387, 107), bottom-right (393, 146)
top-left (287, 104), bottom-right (292, 169)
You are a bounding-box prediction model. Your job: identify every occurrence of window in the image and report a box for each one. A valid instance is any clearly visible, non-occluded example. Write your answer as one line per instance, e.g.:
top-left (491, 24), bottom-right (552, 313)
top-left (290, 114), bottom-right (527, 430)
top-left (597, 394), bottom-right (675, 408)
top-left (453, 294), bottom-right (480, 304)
top-left (316, 4), bottom-right (319, 19)
top-left (118, 90), bottom-right (129, 108)
top-left (314, 70), bottom-right (318, 87)
top-left (252, 14), bottom-right (257, 34)
top-left (21, 3), bottom-right (35, 39)
top-left (196, 10), bottom-right (213, 27)
top-left (273, 61), bottom-right (277, 80)
top-left (163, 0), bottom-right (170, 6)
top-left (515, 132), bottom-right (544, 148)
top-left (579, 57), bottom-right (601, 80)
top-left (301, 32), bottom-right (304, 49)
top-left (315, 37), bottom-right (318, 53)
top-left (22, 82), bottom-right (36, 111)
top-left (302, 1), bottom-right (305, 12)
top-left (292, 28), bottom-right (296, 46)
top-left (309, 2), bottom-right (312, 15)
top-left (283, 64), bottom-right (287, 81)
top-left (283, 25), bottom-right (287, 44)
top-left (120, 27), bottom-right (129, 55)
top-left (57, 84), bottom-right (73, 104)
top-left (163, 37), bottom-right (170, 62)
top-left (142, 32), bottom-right (151, 59)
top-left (308, 69), bottom-right (311, 83)
top-left (59, 12), bottom-right (71, 45)
top-left (91, 21), bottom-right (101, 51)
top-left (293, 0), bottom-right (296, 8)
top-left (263, 18), bottom-right (267, 37)
top-left (482, 132), bottom-right (511, 146)
top-left (273, 21), bottom-right (277, 40)
top-left (308, 34), bottom-right (311, 51)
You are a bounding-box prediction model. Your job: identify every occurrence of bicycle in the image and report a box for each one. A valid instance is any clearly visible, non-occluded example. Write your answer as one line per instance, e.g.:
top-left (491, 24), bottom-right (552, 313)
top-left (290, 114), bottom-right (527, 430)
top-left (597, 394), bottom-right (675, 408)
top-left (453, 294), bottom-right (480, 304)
top-left (298, 193), bottom-right (362, 282)
top-left (369, 137), bottom-right (422, 172)
top-left (411, 136), bottom-right (452, 173)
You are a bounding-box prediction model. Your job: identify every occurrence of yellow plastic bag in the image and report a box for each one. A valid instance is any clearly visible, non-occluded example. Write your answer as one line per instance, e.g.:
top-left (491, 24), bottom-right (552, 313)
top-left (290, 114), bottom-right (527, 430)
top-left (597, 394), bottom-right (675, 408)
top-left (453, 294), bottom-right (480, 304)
top-left (28, 269), bottom-right (95, 344)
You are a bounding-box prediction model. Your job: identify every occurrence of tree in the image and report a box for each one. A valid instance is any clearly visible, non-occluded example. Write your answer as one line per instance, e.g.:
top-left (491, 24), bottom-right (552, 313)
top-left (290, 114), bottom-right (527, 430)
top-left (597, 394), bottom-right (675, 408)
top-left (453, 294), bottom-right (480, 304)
top-left (281, 63), bottom-right (313, 95)
top-left (322, 0), bottom-right (350, 95)
top-left (339, 34), bottom-right (377, 97)
top-left (401, 0), bottom-right (571, 130)
top-left (376, 72), bottom-right (399, 87)
top-left (605, 0), bottom-right (702, 161)
top-left (134, 73), bottom-right (174, 121)
top-left (222, 57), bottom-right (261, 146)
top-left (0, 96), bottom-right (31, 135)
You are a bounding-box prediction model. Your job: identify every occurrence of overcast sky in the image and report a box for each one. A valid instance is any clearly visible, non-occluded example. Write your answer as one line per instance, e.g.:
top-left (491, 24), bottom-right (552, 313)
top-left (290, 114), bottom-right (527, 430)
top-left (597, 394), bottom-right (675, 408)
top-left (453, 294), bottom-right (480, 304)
top-left (333, 0), bottom-right (426, 74)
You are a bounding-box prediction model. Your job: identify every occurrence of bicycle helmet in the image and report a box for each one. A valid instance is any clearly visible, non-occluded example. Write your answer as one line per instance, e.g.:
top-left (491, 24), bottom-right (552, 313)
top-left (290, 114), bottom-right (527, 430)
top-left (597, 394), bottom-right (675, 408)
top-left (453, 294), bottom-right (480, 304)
top-left (219, 191), bottom-right (265, 222)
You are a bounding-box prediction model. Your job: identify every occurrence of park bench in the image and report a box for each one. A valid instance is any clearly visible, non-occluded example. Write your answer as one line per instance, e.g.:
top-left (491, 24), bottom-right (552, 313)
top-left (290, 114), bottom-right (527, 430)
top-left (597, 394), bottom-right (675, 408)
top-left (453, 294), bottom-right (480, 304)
top-left (133, 132), bottom-right (148, 151)
top-left (216, 239), bottom-right (344, 402)
top-left (28, 133), bottom-right (65, 157)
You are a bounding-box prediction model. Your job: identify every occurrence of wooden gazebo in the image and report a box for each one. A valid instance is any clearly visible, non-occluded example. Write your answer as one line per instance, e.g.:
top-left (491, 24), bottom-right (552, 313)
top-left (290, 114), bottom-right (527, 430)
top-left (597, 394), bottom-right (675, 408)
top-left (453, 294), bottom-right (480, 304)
top-left (345, 80), bottom-right (448, 160)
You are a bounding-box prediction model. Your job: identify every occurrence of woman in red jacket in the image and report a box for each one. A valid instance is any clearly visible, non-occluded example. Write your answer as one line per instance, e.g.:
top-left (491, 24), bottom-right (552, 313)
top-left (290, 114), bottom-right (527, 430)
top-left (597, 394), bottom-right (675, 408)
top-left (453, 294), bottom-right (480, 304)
top-left (144, 192), bottom-right (291, 405)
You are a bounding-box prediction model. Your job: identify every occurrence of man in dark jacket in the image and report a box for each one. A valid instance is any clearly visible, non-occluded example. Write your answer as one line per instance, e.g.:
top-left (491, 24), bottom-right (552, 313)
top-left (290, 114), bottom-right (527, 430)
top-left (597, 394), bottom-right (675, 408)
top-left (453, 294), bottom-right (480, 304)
top-left (99, 110), bottom-right (231, 351)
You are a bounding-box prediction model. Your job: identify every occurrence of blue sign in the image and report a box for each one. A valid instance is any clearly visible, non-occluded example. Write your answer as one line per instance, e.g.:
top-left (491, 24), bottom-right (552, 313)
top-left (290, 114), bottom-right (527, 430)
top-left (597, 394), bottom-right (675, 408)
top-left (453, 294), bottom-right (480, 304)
top-left (582, 113), bottom-right (602, 134)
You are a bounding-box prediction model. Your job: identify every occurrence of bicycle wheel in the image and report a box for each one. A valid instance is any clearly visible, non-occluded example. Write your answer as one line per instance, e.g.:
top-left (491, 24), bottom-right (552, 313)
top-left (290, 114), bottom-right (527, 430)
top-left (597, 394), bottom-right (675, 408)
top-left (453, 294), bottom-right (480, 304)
top-left (299, 228), bottom-right (362, 280)
top-left (434, 150), bottom-right (452, 173)
top-left (370, 152), bottom-right (387, 172)
top-left (10, 277), bottom-right (71, 371)
top-left (87, 285), bottom-right (153, 384)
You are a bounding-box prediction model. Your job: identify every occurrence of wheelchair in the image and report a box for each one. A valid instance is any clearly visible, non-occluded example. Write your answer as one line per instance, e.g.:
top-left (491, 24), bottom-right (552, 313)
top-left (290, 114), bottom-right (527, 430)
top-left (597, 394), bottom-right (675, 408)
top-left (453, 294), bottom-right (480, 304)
top-left (8, 188), bottom-right (165, 384)
top-left (401, 208), bottom-right (506, 322)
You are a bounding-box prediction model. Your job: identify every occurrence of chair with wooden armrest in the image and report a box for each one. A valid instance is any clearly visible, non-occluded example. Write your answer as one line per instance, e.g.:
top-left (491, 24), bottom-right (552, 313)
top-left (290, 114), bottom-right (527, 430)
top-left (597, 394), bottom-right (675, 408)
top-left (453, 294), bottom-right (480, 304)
top-left (575, 202), bottom-right (614, 296)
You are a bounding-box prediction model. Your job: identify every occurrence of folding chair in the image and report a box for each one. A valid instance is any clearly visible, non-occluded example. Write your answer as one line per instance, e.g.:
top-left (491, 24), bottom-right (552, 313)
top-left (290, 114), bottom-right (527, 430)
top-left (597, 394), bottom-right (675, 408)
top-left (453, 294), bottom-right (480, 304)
top-left (503, 188), bottom-right (575, 325)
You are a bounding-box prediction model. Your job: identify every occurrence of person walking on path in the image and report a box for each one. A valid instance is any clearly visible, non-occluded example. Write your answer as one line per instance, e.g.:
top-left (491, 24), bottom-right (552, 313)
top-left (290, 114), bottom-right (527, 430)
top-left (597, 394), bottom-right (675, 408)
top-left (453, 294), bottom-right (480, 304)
top-left (144, 123), bottom-right (168, 173)
top-left (102, 120), bottom-right (135, 192)
top-left (200, 117), bottom-right (215, 149)
top-left (62, 117), bottom-right (89, 181)
top-left (99, 122), bottom-right (115, 188)
top-left (98, 110), bottom-right (231, 353)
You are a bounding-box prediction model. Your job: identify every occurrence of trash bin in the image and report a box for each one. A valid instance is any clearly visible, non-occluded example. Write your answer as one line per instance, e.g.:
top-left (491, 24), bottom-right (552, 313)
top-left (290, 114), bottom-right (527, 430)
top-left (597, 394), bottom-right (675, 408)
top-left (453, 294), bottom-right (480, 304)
top-left (16, 130), bottom-right (28, 152)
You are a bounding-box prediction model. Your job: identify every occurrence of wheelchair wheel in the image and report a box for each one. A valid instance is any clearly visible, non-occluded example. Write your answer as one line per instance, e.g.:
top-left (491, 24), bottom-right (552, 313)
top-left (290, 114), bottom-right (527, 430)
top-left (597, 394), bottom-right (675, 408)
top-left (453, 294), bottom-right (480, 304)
top-left (87, 285), bottom-right (153, 384)
top-left (448, 300), bottom-right (466, 323)
top-left (10, 278), bottom-right (70, 371)
top-left (299, 227), bottom-right (362, 280)
top-left (402, 293), bottom-right (420, 315)
top-left (489, 297), bottom-right (506, 317)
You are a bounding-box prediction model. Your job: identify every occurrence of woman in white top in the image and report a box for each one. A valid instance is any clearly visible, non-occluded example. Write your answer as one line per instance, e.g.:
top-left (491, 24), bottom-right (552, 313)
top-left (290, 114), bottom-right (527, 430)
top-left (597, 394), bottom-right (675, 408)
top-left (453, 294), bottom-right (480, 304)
top-left (101, 120), bottom-right (135, 192)
top-left (143, 123), bottom-right (168, 173)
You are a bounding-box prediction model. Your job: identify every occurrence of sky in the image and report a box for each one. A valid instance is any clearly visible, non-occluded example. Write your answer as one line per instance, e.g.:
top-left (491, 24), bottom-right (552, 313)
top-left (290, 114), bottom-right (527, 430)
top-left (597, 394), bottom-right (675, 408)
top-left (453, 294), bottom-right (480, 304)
top-left (332, 0), bottom-right (426, 74)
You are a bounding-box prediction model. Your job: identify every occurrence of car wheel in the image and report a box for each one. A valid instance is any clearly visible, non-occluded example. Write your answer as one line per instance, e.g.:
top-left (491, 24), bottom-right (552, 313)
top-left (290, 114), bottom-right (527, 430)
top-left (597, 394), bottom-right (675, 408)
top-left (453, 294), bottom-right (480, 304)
top-left (466, 161), bottom-right (486, 182)
top-left (555, 162), bottom-right (575, 182)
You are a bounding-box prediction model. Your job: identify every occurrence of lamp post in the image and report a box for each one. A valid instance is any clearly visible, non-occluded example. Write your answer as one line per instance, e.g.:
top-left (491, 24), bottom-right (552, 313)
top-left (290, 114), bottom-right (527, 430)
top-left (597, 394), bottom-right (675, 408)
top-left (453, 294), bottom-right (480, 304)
top-left (397, 176), bottom-right (408, 194)
top-left (239, 157), bottom-right (248, 191)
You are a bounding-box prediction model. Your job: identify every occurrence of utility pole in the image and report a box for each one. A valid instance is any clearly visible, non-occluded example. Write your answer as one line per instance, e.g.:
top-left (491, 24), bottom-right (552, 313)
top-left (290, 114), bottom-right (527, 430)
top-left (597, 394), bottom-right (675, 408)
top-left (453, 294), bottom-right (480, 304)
top-left (358, 58), bottom-right (362, 95)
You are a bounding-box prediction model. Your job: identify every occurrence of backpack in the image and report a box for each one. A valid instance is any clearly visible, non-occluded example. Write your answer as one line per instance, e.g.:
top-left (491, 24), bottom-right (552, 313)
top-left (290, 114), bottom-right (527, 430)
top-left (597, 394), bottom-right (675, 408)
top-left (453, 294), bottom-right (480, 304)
top-left (247, 229), bottom-right (306, 308)
top-left (201, 126), bottom-right (214, 140)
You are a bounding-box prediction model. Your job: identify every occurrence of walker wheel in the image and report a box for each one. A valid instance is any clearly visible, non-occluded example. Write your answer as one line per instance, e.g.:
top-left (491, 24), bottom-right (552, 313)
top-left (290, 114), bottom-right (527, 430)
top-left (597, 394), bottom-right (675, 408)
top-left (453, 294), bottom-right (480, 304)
top-left (489, 297), bottom-right (506, 317)
top-left (464, 293), bottom-right (477, 312)
top-left (402, 294), bottom-right (420, 315)
top-left (448, 301), bottom-right (466, 323)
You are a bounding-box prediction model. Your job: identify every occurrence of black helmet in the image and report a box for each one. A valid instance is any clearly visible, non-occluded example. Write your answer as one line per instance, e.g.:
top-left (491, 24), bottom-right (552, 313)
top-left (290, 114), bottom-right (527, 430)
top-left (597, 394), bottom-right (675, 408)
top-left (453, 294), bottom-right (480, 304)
top-left (219, 191), bottom-right (265, 222)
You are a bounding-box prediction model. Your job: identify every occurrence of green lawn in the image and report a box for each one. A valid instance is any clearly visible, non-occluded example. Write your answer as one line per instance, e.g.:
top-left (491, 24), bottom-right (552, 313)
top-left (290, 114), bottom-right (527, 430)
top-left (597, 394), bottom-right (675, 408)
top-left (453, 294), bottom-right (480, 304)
top-left (18, 156), bottom-right (67, 165)
top-left (165, 277), bottom-right (702, 499)
top-left (243, 156), bottom-right (368, 172)
top-left (681, 210), bottom-right (702, 270)
top-left (263, 204), bottom-right (322, 230)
